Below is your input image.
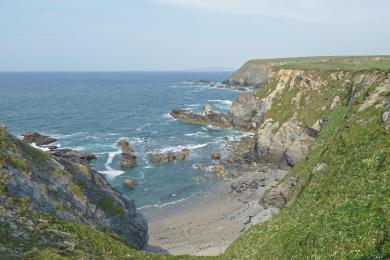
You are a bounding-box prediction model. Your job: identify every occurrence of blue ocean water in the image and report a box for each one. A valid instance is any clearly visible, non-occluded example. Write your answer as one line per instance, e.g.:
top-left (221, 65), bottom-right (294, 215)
top-left (0, 72), bottom-right (246, 207)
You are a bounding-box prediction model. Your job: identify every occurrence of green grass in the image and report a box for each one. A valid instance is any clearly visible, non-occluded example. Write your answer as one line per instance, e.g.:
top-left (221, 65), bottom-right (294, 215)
top-left (223, 103), bottom-right (390, 258)
top-left (97, 197), bottom-right (125, 216)
top-left (248, 56), bottom-right (390, 71)
top-left (0, 208), bottom-right (167, 259)
top-left (68, 183), bottom-right (83, 199)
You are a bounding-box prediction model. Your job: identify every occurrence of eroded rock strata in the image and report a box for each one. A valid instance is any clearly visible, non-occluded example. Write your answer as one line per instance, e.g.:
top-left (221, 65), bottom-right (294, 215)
top-left (0, 126), bottom-right (148, 253)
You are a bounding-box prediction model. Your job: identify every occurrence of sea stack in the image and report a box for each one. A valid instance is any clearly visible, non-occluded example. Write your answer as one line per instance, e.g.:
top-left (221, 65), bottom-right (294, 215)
top-left (117, 140), bottom-right (138, 168)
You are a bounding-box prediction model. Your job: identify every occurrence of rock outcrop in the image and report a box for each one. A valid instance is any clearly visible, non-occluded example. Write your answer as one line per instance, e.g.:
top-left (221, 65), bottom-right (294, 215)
top-left (22, 131), bottom-right (57, 146)
top-left (170, 104), bottom-right (232, 129)
top-left (171, 94), bottom-right (265, 131)
top-left (149, 149), bottom-right (189, 164)
top-left (227, 67), bottom-right (390, 169)
top-left (0, 126), bottom-right (148, 249)
top-left (224, 60), bottom-right (271, 87)
top-left (256, 118), bottom-right (315, 169)
top-left (117, 140), bottom-right (137, 168)
top-left (231, 93), bottom-right (266, 130)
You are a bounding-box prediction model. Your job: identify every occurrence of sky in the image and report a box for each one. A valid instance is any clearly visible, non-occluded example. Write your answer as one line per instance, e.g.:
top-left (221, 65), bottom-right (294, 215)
top-left (0, 0), bottom-right (389, 71)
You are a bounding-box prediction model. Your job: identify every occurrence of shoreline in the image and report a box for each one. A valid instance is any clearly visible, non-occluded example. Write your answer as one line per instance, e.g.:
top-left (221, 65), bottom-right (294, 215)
top-left (142, 166), bottom-right (289, 256)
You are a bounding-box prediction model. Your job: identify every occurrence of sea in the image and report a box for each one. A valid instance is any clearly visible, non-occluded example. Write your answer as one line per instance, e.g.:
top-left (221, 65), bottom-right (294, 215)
top-left (0, 71), bottom-right (249, 208)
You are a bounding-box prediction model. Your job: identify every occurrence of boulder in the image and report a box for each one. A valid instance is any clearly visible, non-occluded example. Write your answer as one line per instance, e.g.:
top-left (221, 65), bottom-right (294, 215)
top-left (117, 140), bottom-right (130, 149)
top-left (180, 148), bottom-right (190, 157)
top-left (382, 111), bottom-right (390, 131)
top-left (22, 131), bottom-right (57, 146)
top-left (123, 179), bottom-right (137, 189)
top-left (167, 151), bottom-right (176, 161)
top-left (175, 153), bottom-right (185, 160)
top-left (160, 154), bottom-right (169, 163)
top-left (213, 164), bottom-right (226, 177)
top-left (193, 163), bottom-right (205, 170)
top-left (117, 140), bottom-right (137, 168)
top-left (120, 153), bottom-right (137, 168)
top-left (211, 150), bottom-right (221, 159)
top-left (149, 154), bottom-right (162, 164)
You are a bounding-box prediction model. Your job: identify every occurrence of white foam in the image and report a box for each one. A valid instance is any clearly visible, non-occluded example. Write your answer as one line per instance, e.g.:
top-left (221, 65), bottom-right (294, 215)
top-left (159, 143), bottom-right (209, 153)
top-left (30, 142), bottom-right (50, 152)
top-left (162, 112), bottom-right (175, 120)
top-left (50, 132), bottom-right (85, 140)
top-left (185, 131), bottom-right (201, 137)
top-left (137, 197), bottom-right (190, 210)
top-left (100, 150), bottom-right (124, 179)
top-left (208, 99), bottom-right (233, 105)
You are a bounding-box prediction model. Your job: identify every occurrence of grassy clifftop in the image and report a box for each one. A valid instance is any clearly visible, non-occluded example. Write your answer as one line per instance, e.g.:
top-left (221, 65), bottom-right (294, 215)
top-left (227, 56), bottom-right (390, 86)
top-left (247, 56), bottom-right (390, 70)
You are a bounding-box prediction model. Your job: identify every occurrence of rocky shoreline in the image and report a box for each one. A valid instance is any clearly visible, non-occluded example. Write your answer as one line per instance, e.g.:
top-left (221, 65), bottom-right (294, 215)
top-left (143, 166), bottom-right (293, 256)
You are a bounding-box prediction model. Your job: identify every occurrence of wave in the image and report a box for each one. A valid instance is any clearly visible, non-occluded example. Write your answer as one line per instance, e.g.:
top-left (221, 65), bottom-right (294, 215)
top-left (208, 99), bottom-right (233, 105)
top-left (100, 150), bottom-right (124, 178)
top-left (137, 197), bottom-right (190, 210)
top-left (184, 131), bottom-right (204, 137)
top-left (50, 132), bottom-right (86, 140)
top-left (30, 142), bottom-right (51, 152)
top-left (158, 143), bottom-right (209, 153)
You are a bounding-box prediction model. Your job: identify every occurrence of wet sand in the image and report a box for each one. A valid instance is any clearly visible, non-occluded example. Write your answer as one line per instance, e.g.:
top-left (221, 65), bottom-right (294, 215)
top-left (142, 167), bottom-right (289, 256)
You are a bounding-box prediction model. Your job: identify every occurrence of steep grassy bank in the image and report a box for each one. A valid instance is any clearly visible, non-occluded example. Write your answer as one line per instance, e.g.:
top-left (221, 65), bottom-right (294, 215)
top-left (223, 66), bottom-right (390, 258)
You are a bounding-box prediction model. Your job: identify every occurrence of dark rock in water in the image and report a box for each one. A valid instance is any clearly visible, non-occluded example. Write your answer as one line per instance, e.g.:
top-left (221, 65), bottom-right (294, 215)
top-left (123, 179), bottom-right (137, 189)
top-left (171, 93), bottom-right (265, 131)
top-left (175, 153), bottom-right (185, 160)
top-left (0, 126), bottom-right (148, 249)
top-left (117, 139), bottom-right (130, 148)
top-left (160, 154), bottom-right (169, 163)
top-left (180, 148), bottom-right (190, 157)
top-left (22, 131), bottom-right (57, 146)
top-left (167, 151), bottom-right (176, 161)
top-left (211, 150), bottom-right (222, 159)
top-left (120, 153), bottom-right (138, 168)
top-left (149, 154), bottom-right (162, 164)
top-left (117, 140), bottom-right (137, 168)
top-left (170, 104), bottom-right (233, 129)
top-left (149, 149), bottom-right (189, 164)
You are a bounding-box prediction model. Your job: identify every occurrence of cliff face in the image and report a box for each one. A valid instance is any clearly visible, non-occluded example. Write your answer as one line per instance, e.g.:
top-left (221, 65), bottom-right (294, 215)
top-left (225, 59), bottom-right (390, 258)
top-left (224, 60), bottom-right (270, 86)
top-left (228, 67), bottom-right (390, 169)
top-left (0, 126), bottom-right (148, 257)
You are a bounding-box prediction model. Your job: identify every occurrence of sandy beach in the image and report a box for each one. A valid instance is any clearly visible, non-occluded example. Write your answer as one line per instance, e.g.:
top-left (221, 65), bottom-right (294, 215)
top-left (142, 167), bottom-right (289, 256)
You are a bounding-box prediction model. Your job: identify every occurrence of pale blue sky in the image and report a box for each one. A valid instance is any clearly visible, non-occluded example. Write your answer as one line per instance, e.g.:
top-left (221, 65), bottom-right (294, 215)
top-left (1, 0), bottom-right (389, 71)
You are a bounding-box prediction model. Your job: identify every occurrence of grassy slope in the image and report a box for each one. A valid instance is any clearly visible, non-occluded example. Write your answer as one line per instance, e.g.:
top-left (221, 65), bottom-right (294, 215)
top-left (223, 71), bottom-right (390, 259)
top-left (246, 56), bottom-right (390, 71)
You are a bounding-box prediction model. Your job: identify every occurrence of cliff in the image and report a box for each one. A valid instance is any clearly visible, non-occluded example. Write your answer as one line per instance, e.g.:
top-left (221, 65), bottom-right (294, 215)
top-left (0, 126), bottom-right (148, 258)
top-left (225, 56), bottom-right (390, 87)
top-left (224, 57), bottom-right (390, 258)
